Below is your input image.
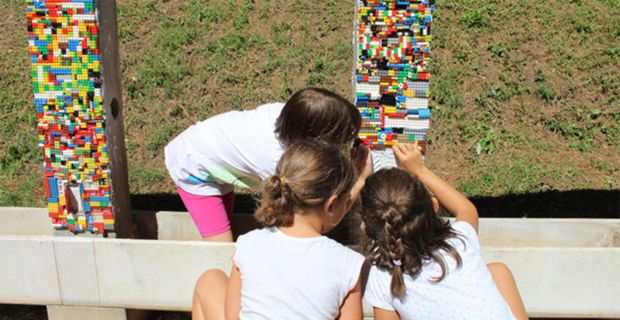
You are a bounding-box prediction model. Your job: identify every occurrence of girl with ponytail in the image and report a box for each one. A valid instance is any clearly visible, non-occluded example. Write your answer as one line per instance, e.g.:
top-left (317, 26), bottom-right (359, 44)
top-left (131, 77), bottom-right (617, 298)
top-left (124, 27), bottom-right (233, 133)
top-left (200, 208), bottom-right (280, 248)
top-left (360, 143), bottom-right (528, 320)
top-left (192, 139), bottom-right (373, 320)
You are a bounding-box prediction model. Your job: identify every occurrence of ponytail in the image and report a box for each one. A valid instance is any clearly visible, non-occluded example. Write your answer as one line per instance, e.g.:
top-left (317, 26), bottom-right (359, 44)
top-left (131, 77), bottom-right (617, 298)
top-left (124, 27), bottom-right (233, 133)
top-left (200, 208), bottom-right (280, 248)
top-left (255, 175), bottom-right (296, 227)
top-left (255, 140), bottom-right (356, 228)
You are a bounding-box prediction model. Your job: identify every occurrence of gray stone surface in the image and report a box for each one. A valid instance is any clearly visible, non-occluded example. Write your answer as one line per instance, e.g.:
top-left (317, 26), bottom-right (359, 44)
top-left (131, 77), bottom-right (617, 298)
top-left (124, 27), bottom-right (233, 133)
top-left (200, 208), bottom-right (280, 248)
top-left (1, 208), bottom-right (620, 317)
top-left (54, 237), bottom-right (100, 305)
top-left (482, 247), bottom-right (620, 318)
top-left (0, 207), bottom-right (52, 236)
top-left (0, 236), bottom-right (60, 305)
top-left (94, 238), bottom-right (234, 310)
top-left (47, 305), bottom-right (126, 320)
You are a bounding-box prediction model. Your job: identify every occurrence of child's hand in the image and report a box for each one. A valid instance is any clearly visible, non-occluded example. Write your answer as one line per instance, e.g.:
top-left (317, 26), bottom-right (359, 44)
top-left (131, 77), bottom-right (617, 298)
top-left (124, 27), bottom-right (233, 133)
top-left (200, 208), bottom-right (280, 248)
top-left (351, 139), bottom-right (372, 179)
top-left (393, 142), bottom-right (425, 174)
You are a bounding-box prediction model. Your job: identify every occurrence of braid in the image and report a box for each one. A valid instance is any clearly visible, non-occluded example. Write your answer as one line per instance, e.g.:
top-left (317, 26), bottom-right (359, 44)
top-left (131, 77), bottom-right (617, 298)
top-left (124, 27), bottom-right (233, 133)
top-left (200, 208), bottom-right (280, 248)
top-left (361, 168), bottom-right (467, 300)
top-left (382, 206), bottom-right (406, 298)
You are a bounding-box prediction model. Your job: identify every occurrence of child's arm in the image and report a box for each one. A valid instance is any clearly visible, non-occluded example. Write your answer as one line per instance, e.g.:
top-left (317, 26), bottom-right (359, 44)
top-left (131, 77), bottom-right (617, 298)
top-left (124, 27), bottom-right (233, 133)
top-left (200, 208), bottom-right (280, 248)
top-left (336, 279), bottom-right (363, 320)
top-left (224, 266), bottom-right (242, 320)
top-left (393, 143), bottom-right (479, 232)
top-left (348, 141), bottom-right (373, 210)
top-left (373, 308), bottom-right (400, 320)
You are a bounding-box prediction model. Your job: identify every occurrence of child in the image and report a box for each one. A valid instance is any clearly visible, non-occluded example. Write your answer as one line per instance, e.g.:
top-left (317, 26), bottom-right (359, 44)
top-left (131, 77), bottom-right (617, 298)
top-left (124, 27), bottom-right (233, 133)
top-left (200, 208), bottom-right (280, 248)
top-left (360, 143), bottom-right (528, 320)
top-left (192, 139), bottom-right (372, 320)
top-left (165, 87), bottom-right (361, 242)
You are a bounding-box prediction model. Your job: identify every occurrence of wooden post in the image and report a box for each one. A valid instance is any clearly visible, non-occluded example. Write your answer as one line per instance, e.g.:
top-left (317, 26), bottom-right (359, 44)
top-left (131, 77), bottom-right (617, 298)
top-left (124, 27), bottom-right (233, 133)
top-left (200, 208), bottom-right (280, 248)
top-left (97, 0), bottom-right (134, 238)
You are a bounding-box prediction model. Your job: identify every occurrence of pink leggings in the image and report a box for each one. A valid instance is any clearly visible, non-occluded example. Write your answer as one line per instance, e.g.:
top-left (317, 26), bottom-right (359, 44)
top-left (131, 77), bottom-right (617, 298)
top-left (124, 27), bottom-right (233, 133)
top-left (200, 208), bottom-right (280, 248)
top-left (176, 186), bottom-right (234, 237)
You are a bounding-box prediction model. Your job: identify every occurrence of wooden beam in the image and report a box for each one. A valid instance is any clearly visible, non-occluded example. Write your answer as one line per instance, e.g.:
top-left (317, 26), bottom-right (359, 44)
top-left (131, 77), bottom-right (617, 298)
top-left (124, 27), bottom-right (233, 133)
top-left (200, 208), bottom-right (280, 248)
top-left (96, 0), bottom-right (134, 238)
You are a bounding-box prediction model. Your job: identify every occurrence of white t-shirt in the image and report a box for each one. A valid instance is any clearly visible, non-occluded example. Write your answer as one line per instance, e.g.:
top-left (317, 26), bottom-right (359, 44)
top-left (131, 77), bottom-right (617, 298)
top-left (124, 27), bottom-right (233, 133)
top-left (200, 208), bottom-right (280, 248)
top-left (164, 103), bottom-right (285, 195)
top-left (364, 221), bottom-right (515, 320)
top-left (233, 228), bottom-right (365, 320)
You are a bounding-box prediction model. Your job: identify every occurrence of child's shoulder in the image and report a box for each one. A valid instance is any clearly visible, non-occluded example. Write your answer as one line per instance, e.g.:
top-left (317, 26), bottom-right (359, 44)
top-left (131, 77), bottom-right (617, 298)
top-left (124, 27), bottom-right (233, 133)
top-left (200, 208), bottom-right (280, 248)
top-left (236, 227), bottom-right (276, 243)
top-left (448, 220), bottom-right (481, 253)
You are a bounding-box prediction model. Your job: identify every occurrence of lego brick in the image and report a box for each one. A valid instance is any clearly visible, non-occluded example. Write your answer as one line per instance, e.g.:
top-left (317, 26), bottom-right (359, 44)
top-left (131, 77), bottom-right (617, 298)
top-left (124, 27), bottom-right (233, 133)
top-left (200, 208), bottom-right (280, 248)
top-left (26, 0), bottom-right (115, 234)
top-left (355, 0), bottom-right (434, 150)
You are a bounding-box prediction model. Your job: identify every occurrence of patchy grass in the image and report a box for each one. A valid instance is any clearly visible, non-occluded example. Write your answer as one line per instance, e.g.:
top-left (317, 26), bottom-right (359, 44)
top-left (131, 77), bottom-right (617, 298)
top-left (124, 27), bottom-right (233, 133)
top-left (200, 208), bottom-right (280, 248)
top-left (0, 0), bottom-right (618, 209)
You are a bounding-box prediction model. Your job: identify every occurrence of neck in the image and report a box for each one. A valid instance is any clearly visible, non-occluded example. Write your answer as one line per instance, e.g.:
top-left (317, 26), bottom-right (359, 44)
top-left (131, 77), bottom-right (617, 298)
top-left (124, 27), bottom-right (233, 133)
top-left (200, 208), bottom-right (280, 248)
top-left (278, 208), bottom-right (324, 238)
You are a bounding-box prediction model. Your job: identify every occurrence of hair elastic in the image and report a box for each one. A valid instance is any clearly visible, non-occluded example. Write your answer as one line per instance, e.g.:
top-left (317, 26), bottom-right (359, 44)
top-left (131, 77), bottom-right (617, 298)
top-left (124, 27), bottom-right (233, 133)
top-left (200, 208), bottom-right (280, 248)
top-left (392, 259), bottom-right (402, 266)
top-left (279, 176), bottom-right (288, 185)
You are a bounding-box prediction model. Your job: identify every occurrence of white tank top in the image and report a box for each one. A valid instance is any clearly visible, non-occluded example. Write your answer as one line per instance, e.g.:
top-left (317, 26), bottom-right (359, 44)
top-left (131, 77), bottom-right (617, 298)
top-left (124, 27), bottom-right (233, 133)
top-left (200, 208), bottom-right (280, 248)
top-left (233, 228), bottom-right (365, 320)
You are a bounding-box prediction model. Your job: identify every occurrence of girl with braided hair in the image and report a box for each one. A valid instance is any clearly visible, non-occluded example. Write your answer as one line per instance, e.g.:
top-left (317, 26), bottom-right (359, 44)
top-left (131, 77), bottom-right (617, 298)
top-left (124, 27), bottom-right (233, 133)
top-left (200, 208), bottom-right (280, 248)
top-left (360, 143), bottom-right (528, 320)
top-left (192, 139), bottom-right (373, 320)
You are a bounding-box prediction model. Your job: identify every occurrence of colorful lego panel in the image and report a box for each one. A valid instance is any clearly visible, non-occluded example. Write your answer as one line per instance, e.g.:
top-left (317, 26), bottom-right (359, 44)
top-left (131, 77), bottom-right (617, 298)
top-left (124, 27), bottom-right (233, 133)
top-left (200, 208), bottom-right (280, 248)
top-left (26, 0), bottom-right (114, 234)
top-left (355, 0), bottom-right (434, 152)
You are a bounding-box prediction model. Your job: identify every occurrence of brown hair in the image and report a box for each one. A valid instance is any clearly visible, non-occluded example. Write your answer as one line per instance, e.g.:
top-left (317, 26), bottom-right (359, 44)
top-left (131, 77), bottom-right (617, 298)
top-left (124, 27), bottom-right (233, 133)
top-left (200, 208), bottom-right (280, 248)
top-left (360, 168), bottom-right (463, 298)
top-left (255, 139), bottom-right (356, 228)
top-left (275, 88), bottom-right (361, 147)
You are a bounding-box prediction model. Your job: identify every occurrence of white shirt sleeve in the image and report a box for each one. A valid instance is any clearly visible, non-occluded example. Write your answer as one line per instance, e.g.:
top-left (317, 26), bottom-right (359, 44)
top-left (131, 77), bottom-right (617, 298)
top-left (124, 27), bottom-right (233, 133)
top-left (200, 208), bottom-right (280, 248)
top-left (232, 233), bottom-right (249, 268)
top-left (363, 266), bottom-right (396, 311)
top-left (344, 250), bottom-right (366, 291)
top-left (452, 220), bottom-right (481, 252)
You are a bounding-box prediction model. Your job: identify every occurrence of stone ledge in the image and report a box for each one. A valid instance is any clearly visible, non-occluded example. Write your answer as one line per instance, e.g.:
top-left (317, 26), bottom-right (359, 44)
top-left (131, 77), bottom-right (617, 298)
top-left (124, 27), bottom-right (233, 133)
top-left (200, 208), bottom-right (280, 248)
top-left (0, 234), bottom-right (619, 318)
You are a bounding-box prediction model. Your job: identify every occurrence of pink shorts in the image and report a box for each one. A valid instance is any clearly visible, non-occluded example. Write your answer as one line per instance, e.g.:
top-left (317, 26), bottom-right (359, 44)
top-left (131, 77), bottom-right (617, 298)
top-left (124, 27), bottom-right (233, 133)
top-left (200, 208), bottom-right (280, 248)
top-left (176, 185), bottom-right (234, 237)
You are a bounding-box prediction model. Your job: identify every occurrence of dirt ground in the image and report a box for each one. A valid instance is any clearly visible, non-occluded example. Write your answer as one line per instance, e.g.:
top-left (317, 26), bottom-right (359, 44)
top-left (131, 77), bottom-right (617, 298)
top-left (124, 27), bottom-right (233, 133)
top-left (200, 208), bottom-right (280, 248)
top-left (1, 0), bottom-right (618, 212)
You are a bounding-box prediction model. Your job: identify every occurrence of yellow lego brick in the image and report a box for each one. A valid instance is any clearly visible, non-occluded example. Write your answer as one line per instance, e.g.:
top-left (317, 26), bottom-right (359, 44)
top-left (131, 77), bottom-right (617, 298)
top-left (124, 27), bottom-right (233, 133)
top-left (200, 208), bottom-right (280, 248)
top-left (104, 219), bottom-right (115, 225)
top-left (48, 203), bottom-right (58, 213)
top-left (384, 107), bottom-right (397, 113)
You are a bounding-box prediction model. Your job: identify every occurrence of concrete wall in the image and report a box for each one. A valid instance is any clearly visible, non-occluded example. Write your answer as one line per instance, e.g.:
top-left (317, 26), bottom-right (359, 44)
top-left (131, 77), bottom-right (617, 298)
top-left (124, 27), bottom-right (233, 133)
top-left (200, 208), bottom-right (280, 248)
top-left (1, 207), bottom-right (619, 318)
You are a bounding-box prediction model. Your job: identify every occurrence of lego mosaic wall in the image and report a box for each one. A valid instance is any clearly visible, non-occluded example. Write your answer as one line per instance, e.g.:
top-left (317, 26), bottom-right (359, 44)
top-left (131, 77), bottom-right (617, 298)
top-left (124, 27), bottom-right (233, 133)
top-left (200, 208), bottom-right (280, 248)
top-left (355, 0), bottom-right (433, 155)
top-left (26, 0), bottom-right (114, 234)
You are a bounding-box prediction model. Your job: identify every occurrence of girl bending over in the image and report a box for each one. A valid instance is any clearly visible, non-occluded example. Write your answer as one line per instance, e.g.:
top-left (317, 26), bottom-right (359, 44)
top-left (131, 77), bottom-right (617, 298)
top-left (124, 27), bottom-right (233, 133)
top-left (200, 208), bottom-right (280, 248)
top-left (165, 88), bottom-right (361, 241)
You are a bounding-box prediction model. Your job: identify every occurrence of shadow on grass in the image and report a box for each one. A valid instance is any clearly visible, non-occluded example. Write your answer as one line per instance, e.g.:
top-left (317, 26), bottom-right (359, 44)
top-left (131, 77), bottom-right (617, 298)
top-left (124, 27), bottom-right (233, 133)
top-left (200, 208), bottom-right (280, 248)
top-left (470, 189), bottom-right (619, 219)
top-left (130, 189), bottom-right (618, 243)
top-left (131, 189), bottom-right (620, 219)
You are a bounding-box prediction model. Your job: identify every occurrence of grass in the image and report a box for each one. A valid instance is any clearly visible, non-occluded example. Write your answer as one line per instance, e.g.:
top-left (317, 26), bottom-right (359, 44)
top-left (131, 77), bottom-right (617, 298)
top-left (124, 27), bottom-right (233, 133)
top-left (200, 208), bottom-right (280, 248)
top-left (0, 0), bottom-right (618, 209)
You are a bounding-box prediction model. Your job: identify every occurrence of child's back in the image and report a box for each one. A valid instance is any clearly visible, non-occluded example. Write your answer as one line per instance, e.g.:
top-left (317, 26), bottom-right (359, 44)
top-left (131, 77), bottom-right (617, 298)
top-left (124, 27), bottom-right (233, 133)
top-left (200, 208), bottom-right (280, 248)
top-left (235, 227), bottom-right (362, 319)
top-left (365, 220), bottom-right (513, 319)
top-left (191, 139), bottom-right (373, 320)
top-left (165, 103), bottom-right (284, 192)
top-left (361, 144), bottom-right (527, 320)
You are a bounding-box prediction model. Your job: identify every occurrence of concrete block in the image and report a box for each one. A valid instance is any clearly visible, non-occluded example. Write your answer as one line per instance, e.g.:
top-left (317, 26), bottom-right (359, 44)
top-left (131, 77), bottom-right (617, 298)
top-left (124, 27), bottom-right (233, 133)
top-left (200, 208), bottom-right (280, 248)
top-left (156, 211), bottom-right (201, 241)
top-left (47, 305), bottom-right (126, 320)
top-left (157, 212), bottom-right (260, 241)
top-left (478, 218), bottom-right (620, 247)
top-left (482, 247), bottom-right (620, 318)
top-left (53, 237), bottom-right (100, 305)
top-left (0, 207), bottom-right (52, 236)
top-left (0, 236), bottom-right (60, 304)
top-left (94, 239), bottom-right (234, 310)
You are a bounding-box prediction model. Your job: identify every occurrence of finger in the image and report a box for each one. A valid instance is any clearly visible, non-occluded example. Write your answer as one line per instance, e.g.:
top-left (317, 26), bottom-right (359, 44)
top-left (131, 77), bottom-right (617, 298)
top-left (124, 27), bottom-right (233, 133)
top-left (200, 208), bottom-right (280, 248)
top-left (393, 144), bottom-right (404, 159)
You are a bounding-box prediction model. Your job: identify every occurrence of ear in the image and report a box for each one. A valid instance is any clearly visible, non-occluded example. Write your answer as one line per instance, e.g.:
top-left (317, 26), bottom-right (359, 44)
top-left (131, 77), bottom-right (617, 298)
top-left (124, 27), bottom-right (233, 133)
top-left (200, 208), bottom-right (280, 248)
top-left (325, 194), bottom-right (339, 214)
top-left (431, 197), bottom-right (440, 215)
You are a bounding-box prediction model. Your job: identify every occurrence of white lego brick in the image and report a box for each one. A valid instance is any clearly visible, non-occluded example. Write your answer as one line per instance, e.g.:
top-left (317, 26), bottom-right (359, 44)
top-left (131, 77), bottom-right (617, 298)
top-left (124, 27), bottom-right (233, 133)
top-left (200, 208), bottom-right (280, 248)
top-left (384, 118), bottom-right (430, 130)
top-left (356, 83), bottom-right (381, 99)
top-left (405, 97), bottom-right (429, 109)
